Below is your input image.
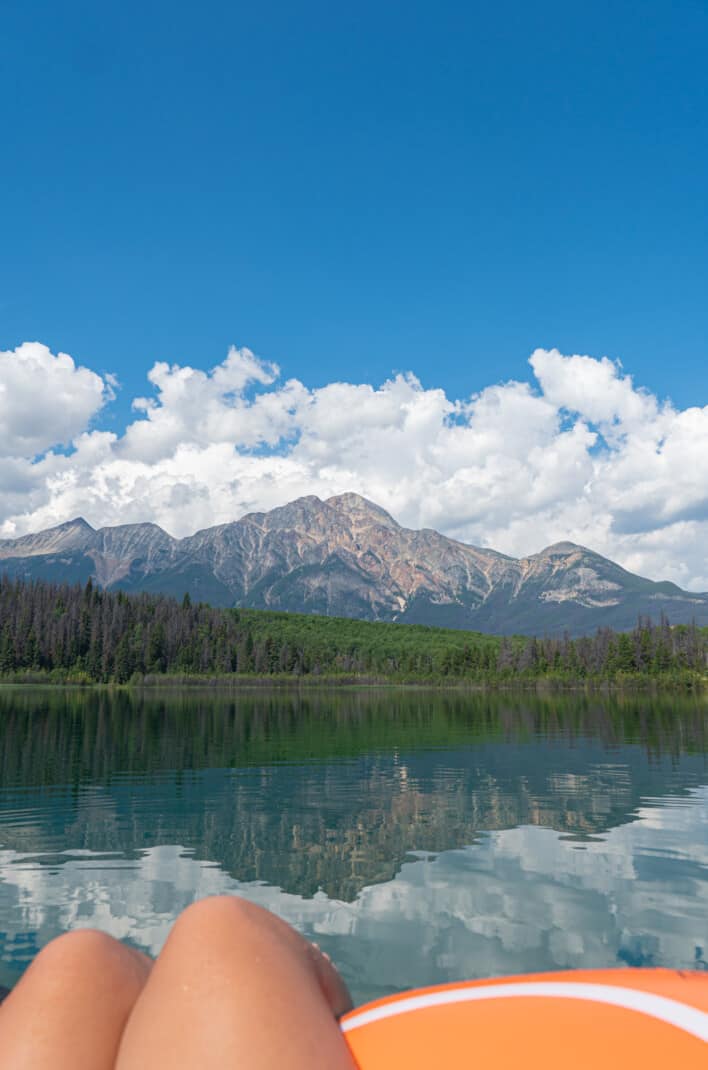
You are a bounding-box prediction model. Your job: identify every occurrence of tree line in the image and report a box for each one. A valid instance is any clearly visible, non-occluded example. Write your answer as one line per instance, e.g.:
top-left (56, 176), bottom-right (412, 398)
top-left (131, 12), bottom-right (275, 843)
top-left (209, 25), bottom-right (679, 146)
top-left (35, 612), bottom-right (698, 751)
top-left (0, 575), bottom-right (705, 684)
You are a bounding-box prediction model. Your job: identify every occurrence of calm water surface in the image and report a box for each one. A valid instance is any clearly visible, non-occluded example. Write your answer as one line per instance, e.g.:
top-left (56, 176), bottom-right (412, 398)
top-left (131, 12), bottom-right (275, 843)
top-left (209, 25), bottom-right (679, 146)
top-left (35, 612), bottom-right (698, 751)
top-left (0, 687), bottom-right (705, 1004)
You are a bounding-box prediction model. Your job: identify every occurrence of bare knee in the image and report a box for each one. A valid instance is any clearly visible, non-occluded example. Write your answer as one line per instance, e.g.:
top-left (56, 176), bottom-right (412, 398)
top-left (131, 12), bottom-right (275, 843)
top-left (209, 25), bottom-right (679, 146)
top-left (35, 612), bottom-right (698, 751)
top-left (166, 895), bottom-right (307, 965)
top-left (19, 930), bottom-right (149, 1001)
top-left (40, 928), bottom-right (123, 965)
top-left (170, 895), bottom-right (281, 947)
top-left (163, 896), bottom-right (351, 1016)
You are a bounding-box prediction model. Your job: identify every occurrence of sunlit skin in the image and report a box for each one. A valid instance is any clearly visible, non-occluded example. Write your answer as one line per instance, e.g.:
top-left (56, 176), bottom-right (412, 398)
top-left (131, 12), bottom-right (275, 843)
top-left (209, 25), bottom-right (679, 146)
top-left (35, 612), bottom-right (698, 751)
top-left (0, 897), bottom-right (356, 1070)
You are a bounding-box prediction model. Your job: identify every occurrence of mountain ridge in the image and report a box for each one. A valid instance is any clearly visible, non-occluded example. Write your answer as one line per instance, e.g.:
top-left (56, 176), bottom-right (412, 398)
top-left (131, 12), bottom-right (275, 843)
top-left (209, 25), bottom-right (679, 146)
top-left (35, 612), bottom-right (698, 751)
top-left (1, 494), bottom-right (706, 635)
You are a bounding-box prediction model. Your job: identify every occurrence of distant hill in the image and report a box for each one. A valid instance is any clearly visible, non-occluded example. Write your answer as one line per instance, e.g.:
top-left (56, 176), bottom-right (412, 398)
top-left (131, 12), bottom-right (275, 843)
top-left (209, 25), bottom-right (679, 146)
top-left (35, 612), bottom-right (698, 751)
top-left (1, 493), bottom-right (707, 635)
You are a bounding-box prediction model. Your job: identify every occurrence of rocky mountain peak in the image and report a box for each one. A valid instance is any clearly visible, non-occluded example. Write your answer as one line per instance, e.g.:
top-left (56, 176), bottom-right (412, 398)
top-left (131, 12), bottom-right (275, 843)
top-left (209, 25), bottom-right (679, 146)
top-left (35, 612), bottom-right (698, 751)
top-left (254, 496), bottom-right (329, 530)
top-left (326, 493), bottom-right (399, 528)
top-left (1, 494), bottom-right (707, 634)
top-left (530, 541), bottom-right (584, 559)
top-left (64, 517), bottom-right (94, 531)
top-left (0, 516), bottom-right (98, 558)
top-left (96, 522), bottom-right (174, 552)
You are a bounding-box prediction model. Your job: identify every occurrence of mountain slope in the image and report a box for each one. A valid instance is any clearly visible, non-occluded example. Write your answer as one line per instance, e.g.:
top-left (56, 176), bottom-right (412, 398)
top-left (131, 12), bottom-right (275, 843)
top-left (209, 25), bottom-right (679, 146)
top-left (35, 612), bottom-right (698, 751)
top-left (1, 493), bottom-right (706, 634)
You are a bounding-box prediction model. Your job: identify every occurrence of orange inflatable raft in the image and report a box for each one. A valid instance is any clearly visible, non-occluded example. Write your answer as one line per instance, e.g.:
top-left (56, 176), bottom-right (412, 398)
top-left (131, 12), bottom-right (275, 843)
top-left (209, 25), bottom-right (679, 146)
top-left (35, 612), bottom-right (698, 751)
top-left (340, 968), bottom-right (708, 1069)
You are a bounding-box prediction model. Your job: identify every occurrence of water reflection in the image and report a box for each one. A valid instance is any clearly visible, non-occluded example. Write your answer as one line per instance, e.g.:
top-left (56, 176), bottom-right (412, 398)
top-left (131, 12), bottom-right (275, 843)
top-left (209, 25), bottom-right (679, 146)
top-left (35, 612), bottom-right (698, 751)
top-left (0, 687), bottom-right (705, 1003)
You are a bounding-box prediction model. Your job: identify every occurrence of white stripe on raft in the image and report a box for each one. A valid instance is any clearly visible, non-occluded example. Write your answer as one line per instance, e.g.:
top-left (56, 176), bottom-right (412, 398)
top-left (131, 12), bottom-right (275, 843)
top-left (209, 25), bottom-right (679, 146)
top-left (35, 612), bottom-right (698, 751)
top-left (340, 982), bottom-right (708, 1043)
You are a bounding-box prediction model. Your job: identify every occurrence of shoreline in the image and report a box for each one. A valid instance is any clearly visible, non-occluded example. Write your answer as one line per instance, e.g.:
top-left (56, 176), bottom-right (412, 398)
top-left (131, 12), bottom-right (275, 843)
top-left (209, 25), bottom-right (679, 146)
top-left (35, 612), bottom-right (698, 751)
top-left (0, 673), bottom-right (705, 693)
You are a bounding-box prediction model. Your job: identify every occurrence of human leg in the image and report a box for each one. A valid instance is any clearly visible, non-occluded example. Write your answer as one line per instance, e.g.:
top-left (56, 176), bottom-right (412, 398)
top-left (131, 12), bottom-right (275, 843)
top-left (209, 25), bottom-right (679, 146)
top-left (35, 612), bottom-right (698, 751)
top-left (0, 930), bottom-right (151, 1070)
top-left (117, 895), bottom-right (356, 1070)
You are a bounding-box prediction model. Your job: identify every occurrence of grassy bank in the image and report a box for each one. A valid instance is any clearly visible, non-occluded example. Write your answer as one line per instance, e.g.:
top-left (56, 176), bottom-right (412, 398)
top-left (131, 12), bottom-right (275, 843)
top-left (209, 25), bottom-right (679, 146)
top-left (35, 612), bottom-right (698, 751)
top-left (1, 668), bottom-right (705, 691)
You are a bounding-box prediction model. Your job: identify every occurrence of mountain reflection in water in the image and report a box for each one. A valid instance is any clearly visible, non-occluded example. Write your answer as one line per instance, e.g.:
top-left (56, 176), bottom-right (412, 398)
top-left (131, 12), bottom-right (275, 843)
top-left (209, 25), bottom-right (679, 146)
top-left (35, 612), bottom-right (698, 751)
top-left (0, 687), bottom-right (705, 1003)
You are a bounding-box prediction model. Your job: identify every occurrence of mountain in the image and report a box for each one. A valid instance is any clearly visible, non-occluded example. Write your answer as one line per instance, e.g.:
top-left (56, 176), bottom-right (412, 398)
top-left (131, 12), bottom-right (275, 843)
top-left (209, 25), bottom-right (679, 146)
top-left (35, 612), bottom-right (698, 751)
top-left (1, 493), bottom-right (707, 634)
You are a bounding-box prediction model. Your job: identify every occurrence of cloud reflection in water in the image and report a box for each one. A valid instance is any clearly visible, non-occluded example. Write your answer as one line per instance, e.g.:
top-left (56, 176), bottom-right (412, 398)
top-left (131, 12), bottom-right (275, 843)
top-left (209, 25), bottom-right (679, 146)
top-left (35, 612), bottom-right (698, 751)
top-left (1, 788), bottom-right (705, 1005)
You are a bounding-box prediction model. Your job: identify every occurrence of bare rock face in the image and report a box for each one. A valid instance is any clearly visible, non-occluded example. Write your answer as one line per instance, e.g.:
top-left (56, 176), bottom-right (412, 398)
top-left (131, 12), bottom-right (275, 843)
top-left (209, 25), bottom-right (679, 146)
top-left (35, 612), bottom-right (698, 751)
top-left (1, 494), bottom-right (707, 634)
top-left (90, 524), bottom-right (175, 587)
top-left (0, 517), bottom-right (98, 557)
top-left (179, 493), bottom-right (513, 620)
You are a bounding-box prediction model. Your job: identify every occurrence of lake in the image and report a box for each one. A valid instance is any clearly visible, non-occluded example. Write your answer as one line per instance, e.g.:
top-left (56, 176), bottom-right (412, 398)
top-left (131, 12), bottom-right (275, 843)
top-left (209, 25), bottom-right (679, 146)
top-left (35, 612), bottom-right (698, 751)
top-left (0, 686), bottom-right (705, 1005)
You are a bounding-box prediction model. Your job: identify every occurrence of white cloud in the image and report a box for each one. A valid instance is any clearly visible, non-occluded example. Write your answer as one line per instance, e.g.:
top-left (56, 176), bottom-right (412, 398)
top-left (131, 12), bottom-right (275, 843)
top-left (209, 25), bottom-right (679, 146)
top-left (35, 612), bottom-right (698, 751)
top-left (529, 348), bottom-right (660, 435)
top-left (122, 346), bottom-right (303, 462)
top-left (0, 342), bottom-right (706, 590)
top-left (0, 342), bottom-right (110, 457)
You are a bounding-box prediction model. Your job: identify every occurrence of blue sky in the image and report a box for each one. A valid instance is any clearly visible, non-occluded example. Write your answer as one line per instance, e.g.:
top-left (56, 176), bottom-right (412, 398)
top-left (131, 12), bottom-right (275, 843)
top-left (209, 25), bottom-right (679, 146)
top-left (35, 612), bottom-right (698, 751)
top-left (1, 2), bottom-right (708, 588)
top-left (2, 0), bottom-right (707, 412)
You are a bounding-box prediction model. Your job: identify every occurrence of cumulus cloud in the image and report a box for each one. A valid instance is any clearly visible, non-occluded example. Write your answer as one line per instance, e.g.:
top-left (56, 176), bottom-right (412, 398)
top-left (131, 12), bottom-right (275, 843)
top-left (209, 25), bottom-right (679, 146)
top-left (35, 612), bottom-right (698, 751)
top-left (0, 342), bottom-right (110, 457)
top-left (123, 346), bottom-right (303, 462)
top-left (0, 342), bottom-right (706, 590)
top-left (529, 348), bottom-right (660, 435)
